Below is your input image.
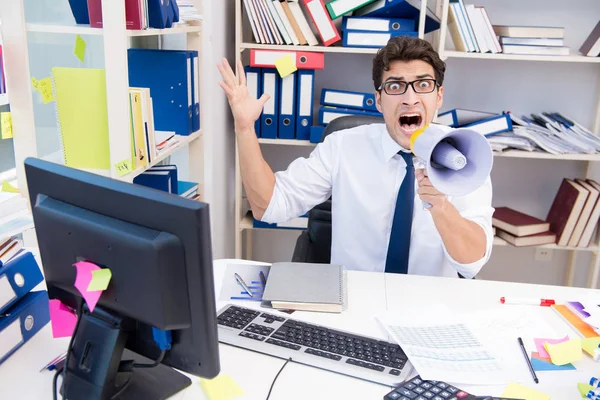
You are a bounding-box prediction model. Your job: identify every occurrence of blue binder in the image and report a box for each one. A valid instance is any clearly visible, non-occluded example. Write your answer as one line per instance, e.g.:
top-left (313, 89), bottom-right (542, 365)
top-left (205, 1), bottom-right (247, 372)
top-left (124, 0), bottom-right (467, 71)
top-left (133, 171), bottom-right (172, 193)
top-left (147, 165), bottom-right (178, 193)
top-left (461, 113), bottom-right (513, 137)
top-left (128, 49), bottom-right (193, 135)
top-left (341, 16), bottom-right (416, 32)
top-left (261, 69), bottom-right (279, 139)
top-left (342, 29), bottom-right (418, 48)
top-left (278, 72), bottom-right (297, 139)
top-left (190, 51), bottom-right (200, 133)
top-left (320, 88), bottom-right (378, 112)
top-left (318, 106), bottom-right (382, 125)
top-left (244, 66), bottom-right (262, 138)
top-left (0, 250), bottom-right (44, 315)
top-left (67, 0), bottom-right (90, 24)
top-left (147, 0), bottom-right (179, 29)
top-left (0, 291), bottom-right (50, 366)
top-left (296, 70), bottom-right (315, 141)
top-left (354, 0), bottom-right (441, 33)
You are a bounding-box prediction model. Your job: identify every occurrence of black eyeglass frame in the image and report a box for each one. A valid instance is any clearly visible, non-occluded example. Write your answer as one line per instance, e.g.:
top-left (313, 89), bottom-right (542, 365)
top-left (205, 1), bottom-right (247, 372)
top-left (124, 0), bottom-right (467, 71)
top-left (377, 79), bottom-right (440, 96)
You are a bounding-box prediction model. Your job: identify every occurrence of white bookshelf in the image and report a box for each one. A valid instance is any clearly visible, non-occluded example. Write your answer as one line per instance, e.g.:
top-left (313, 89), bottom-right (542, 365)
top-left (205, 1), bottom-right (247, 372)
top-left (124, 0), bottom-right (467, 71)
top-left (0, 93), bottom-right (8, 107)
top-left (443, 50), bottom-right (600, 64)
top-left (258, 138), bottom-right (316, 147)
top-left (241, 42), bottom-right (379, 55)
top-left (26, 23), bottom-right (203, 37)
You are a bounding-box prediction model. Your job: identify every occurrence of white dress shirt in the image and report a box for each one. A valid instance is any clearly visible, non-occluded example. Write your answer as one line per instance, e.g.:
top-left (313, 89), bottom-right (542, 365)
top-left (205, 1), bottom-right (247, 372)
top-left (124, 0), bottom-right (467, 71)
top-left (262, 123), bottom-right (494, 278)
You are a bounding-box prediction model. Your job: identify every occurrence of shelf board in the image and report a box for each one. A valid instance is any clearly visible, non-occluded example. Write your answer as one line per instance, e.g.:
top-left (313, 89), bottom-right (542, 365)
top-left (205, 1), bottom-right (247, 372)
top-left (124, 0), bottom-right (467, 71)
top-left (258, 138), bottom-right (316, 147)
top-left (493, 150), bottom-right (600, 161)
top-left (121, 129), bottom-right (202, 181)
top-left (0, 93), bottom-right (9, 107)
top-left (443, 50), bottom-right (600, 64)
top-left (240, 42), bottom-right (379, 55)
top-left (26, 23), bottom-right (202, 36)
top-left (493, 236), bottom-right (599, 252)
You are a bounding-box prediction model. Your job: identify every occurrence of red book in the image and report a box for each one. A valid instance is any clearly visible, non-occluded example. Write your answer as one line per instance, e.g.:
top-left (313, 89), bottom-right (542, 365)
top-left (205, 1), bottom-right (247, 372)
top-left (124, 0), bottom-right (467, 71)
top-left (496, 229), bottom-right (556, 247)
top-left (87, 0), bottom-right (143, 30)
top-left (492, 207), bottom-right (549, 237)
top-left (546, 179), bottom-right (589, 246)
top-left (301, 0), bottom-right (341, 46)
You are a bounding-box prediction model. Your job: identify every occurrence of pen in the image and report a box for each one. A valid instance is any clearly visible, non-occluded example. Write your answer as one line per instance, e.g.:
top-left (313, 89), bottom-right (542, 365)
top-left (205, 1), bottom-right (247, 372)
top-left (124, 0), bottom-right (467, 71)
top-left (40, 351), bottom-right (67, 372)
top-left (259, 271), bottom-right (267, 286)
top-left (234, 273), bottom-right (254, 297)
top-left (156, 135), bottom-right (175, 147)
top-left (500, 297), bottom-right (555, 307)
top-left (518, 337), bottom-right (538, 384)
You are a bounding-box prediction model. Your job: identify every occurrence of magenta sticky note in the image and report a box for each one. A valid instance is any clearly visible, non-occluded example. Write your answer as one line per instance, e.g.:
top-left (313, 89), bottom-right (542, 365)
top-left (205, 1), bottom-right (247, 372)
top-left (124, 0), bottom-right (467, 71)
top-left (49, 299), bottom-right (77, 338)
top-left (73, 261), bottom-right (102, 312)
top-left (534, 335), bottom-right (569, 359)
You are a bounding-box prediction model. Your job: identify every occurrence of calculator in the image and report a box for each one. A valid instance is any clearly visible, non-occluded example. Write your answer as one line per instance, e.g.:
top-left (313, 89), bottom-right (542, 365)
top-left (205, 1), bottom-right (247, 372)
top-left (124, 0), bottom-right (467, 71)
top-left (383, 376), bottom-right (523, 400)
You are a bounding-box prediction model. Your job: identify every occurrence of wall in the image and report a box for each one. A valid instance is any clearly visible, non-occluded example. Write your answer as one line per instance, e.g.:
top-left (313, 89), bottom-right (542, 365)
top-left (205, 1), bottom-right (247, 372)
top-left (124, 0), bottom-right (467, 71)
top-left (249, 0), bottom-right (600, 288)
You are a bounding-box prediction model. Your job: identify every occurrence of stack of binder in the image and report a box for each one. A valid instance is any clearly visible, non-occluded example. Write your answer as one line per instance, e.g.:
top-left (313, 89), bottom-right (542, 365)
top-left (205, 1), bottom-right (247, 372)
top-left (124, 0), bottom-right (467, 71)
top-left (0, 241), bottom-right (50, 366)
top-left (340, 16), bottom-right (418, 48)
top-left (317, 88), bottom-right (382, 125)
top-left (71, 0), bottom-right (180, 30)
top-left (133, 165), bottom-right (201, 200)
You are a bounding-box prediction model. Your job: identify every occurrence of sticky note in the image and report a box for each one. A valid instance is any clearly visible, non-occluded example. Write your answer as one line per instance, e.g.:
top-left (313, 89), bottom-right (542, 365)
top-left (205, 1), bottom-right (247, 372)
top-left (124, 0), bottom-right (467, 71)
top-left (87, 268), bottom-right (112, 291)
top-left (579, 382), bottom-right (594, 398)
top-left (274, 55), bottom-right (297, 78)
top-left (49, 299), bottom-right (77, 338)
top-left (530, 356), bottom-right (575, 371)
top-left (582, 337), bottom-right (600, 356)
top-left (199, 374), bottom-right (244, 400)
top-left (1, 180), bottom-right (19, 193)
top-left (1, 112), bottom-right (12, 139)
top-left (501, 382), bottom-right (550, 400)
top-left (73, 261), bottom-right (102, 312)
top-left (544, 339), bottom-right (582, 366)
top-left (31, 77), bottom-right (39, 91)
top-left (534, 335), bottom-right (569, 358)
top-left (74, 35), bottom-right (86, 62)
top-left (114, 159), bottom-right (133, 176)
top-left (37, 78), bottom-right (54, 104)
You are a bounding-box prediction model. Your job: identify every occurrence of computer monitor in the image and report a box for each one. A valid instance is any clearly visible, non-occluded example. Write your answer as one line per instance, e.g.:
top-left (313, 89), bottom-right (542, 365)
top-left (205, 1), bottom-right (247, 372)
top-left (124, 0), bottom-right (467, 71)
top-left (24, 158), bottom-right (220, 400)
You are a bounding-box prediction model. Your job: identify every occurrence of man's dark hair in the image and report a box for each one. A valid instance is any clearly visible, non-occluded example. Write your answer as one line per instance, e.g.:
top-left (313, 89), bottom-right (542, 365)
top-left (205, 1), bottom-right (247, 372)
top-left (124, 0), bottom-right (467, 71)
top-left (372, 36), bottom-right (446, 91)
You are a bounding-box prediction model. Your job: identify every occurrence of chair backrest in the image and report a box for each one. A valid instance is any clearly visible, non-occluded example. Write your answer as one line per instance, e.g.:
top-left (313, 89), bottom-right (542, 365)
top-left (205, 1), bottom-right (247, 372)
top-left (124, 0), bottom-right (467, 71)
top-left (320, 115), bottom-right (384, 143)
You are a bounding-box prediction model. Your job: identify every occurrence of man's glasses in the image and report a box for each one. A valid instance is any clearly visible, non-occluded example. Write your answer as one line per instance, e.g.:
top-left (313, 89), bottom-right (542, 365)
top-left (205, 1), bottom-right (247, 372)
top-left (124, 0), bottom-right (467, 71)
top-left (378, 79), bottom-right (439, 96)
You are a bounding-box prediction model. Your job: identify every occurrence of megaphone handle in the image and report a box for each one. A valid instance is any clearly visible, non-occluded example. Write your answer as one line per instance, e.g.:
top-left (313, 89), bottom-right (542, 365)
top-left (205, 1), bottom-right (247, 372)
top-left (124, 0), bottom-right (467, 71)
top-left (412, 156), bottom-right (432, 209)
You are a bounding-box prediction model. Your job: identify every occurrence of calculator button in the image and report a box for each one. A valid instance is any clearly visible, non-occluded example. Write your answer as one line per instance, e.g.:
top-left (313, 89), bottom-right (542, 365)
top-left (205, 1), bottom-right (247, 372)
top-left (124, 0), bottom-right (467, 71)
top-left (398, 389), bottom-right (418, 399)
top-left (446, 387), bottom-right (458, 394)
top-left (387, 392), bottom-right (401, 400)
top-left (431, 388), bottom-right (441, 394)
top-left (414, 387), bottom-right (425, 394)
top-left (405, 383), bottom-right (416, 390)
top-left (417, 397), bottom-right (427, 400)
top-left (437, 383), bottom-right (448, 389)
top-left (390, 369), bottom-right (402, 376)
top-left (412, 378), bottom-right (423, 385)
top-left (422, 383), bottom-right (432, 389)
top-left (456, 392), bottom-right (469, 399)
top-left (434, 396), bottom-right (444, 400)
top-left (440, 392), bottom-right (451, 398)
top-left (423, 392), bottom-right (434, 399)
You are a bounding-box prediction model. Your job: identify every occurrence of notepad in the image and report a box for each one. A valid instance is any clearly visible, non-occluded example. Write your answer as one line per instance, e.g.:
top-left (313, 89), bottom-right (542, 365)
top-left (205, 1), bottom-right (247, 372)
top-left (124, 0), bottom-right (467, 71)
top-left (261, 262), bottom-right (347, 313)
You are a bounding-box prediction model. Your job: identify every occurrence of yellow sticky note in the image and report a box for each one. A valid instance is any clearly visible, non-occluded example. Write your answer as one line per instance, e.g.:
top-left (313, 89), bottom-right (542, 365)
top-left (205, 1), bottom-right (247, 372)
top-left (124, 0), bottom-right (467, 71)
top-left (199, 374), bottom-right (244, 400)
top-left (1, 112), bottom-right (12, 139)
top-left (114, 159), bottom-right (133, 176)
top-left (87, 269), bottom-right (112, 291)
top-left (544, 339), bottom-right (582, 365)
top-left (582, 337), bottom-right (600, 356)
top-left (501, 382), bottom-right (550, 400)
top-left (38, 78), bottom-right (55, 104)
top-left (579, 382), bottom-right (594, 398)
top-left (274, 55), bottom-right (297, 78)
top-left (1, 180), bottom-right (19, 193)
top-left (31, 77), bottom-right (39, 91)
top-left (74, 35), bottom-right (86, 62)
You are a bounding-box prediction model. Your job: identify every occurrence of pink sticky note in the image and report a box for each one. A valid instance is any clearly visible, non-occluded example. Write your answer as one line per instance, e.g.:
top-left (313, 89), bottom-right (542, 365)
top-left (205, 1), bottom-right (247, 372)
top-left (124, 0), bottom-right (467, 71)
top-left (49, 299), bottom-right (77, 338)
top-left (534, 335), bottom-right (569, 359)
top-left (74, 261), bottom-right (102, 312)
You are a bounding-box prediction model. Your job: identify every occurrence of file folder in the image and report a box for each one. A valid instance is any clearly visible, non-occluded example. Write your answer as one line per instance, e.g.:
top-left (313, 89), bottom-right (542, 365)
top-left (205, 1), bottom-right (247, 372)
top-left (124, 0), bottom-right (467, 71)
top-left (354, 0), bottom-right (441, 33)
top-left (321, 89), bottom-right (378, 112)
top-left (250, 49), bottom-right (325, 70)
top-left (190, 51), bottom-right (200, 133)
top-left (302, 0), bottom-right (341, 47)
top-left (0, 250), bottom-right (44, 315)
top-left (342, 30), bottom-right (417, 48)
top-left (133, 171), bottom-right (172, 193)
top-left (147, 165), bottom-right (178, 193)
top-left (261, 69), bottom-right (279, 139)
top-left (436, 108), bottom-right (497, 127)
top-left (278, 72), bottom-right (297, 139)
top-left (296, 70), bottom-right (315, 141)
top-left (245, 66), bottom-right (262, 137)
top-left (67, 0), bottom-right (90, 24)
top-left (318, 106), bottom-right (382, 125)
top-left (0, 290), bottom-right (50, 366)
top-left (341, 16), bottom-right (416, 32)
top-left (147, 0), bottom-right (179, 29)
top-left (128, 49), bottom-right (194, 135)
top-left (461, 113), bottom-right (513, 137)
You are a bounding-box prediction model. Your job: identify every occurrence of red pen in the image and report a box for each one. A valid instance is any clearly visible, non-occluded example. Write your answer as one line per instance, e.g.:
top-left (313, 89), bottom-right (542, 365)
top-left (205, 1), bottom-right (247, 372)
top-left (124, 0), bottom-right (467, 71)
top-left (500, 297), bottom-right (555, 306)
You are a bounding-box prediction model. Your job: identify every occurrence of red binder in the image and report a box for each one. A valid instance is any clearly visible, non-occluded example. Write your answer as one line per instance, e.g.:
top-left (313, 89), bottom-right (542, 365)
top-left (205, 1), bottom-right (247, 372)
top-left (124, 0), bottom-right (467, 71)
top-left (301, 0), bottom-right (341, 46)
top-left (250, 49), bottom-right (325, 70)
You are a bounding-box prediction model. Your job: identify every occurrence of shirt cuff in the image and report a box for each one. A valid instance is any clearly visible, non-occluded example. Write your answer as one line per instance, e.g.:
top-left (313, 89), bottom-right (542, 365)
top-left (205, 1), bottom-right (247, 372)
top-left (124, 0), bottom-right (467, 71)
top-left (442, 219), bottom-right (493, 279)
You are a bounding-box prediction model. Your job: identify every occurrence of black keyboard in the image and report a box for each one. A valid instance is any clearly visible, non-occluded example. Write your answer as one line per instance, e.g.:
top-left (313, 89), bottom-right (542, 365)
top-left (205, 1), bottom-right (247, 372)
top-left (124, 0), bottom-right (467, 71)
top-left (216, 304), bottom-right (415, 386)
top-left (383, 376), bottom-right (523, 400)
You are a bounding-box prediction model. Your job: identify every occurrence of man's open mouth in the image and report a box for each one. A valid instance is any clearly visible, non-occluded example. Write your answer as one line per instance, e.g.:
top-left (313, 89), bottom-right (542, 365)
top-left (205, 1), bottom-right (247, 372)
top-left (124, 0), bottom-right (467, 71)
top-left (398, 113), bottom-right (423, 135)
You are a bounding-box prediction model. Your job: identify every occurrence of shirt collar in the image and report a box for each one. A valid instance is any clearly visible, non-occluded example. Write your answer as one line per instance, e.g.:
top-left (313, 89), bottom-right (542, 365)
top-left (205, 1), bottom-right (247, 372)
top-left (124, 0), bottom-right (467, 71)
top-left (380, 124), bottom-right (409, 162)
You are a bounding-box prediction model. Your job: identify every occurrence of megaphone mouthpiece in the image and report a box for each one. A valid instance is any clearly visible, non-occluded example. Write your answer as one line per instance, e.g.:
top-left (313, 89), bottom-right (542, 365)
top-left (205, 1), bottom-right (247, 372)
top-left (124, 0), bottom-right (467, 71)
top-left (431, 140), bottom-right (467, 171)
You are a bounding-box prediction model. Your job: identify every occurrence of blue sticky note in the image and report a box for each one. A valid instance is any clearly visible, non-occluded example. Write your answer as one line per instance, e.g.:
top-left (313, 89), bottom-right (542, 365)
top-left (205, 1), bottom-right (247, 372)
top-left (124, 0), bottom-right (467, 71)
top-left (530, 356), bottom-right (575, 371)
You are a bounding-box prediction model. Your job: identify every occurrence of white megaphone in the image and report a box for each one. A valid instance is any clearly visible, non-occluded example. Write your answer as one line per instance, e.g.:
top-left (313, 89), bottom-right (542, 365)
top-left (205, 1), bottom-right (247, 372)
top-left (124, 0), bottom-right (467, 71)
top-left (410, 124), bottom-right (493, 206)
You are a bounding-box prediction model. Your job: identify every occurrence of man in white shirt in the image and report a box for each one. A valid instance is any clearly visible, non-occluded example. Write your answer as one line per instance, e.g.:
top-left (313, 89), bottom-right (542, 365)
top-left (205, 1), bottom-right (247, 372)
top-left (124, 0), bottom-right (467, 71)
top-left (217, 36), bottom-right (494, 278)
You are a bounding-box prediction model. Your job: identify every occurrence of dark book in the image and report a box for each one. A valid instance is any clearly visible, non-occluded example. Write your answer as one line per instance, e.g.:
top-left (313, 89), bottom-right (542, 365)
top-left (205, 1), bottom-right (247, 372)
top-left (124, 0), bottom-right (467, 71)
top-left (492, 207), bottom-right (549, 237)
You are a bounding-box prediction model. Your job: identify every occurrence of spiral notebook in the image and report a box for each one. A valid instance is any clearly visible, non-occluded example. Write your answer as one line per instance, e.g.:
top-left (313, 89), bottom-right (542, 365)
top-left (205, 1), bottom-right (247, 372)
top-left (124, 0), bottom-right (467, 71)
top-left (261, 262), bottom-right (348, 313)
top-left (52, 68), bottom-right (110, 171)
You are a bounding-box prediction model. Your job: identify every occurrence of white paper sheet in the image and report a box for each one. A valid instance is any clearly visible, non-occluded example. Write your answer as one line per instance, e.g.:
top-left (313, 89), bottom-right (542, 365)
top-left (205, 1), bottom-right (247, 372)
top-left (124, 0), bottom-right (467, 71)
top-left (218, 263), bottom-right (271, 302)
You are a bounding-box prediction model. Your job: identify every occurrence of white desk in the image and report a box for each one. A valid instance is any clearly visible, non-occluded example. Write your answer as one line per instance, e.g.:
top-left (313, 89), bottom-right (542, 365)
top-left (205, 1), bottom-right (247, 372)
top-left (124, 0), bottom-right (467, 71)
top-left (1, 259), bottom-right (598, 400)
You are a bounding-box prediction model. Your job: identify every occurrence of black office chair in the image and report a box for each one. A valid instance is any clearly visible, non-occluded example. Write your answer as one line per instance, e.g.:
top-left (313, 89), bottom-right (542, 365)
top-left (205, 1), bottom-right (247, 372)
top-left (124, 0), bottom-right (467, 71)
top-left (291, 115), bottom-right (384, 264)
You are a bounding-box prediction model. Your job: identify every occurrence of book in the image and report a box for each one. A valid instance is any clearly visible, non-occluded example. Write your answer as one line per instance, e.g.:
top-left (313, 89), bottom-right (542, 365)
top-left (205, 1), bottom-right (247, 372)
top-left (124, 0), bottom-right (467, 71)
top-left (261, 262), bottom-right (347, 313)
top-left (495, 229), bottom-right (556, 247)
top-left (551, 304), bottom-right (599, 339)
top-left (568, 179), bottom-right (600, 247)
top-left (492, 207), bottom-right (550, 237)
top-left (546, 179), bottom-right (589, 247)
top-left (492, 25), bottom-right (564, 39)
top-left (578, 179), bottom-right (600, 247)
top-left (177, 180), bottom-right (199, 198)
top-left (579, 20), bottom-right (600, 57)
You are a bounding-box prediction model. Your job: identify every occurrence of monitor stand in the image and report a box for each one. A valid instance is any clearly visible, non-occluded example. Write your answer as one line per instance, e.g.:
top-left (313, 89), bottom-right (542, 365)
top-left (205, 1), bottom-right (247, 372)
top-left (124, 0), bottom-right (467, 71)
top-left (61, 308), bottom-right (192, 400)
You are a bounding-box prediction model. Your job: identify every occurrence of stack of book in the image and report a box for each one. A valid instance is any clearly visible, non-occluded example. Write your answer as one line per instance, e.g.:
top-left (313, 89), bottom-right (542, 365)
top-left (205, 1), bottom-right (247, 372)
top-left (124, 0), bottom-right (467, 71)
top-left (447, 0), bottom-right (501, 53)
top-left (493, 25), bottom-right (568, 56)
top-left (0, 237), bottom-right (50, 365)
top-left (133, 165), bottom-right (201, 201)
top-left (492, 207), bottom-right (555, 247)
